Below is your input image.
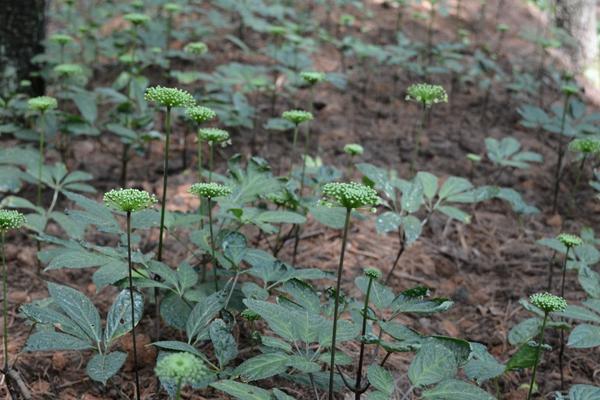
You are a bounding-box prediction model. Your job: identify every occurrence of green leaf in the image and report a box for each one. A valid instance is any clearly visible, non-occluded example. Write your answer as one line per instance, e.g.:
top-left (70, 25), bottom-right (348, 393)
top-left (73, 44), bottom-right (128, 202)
top-left (233, 352), bottom-right (289, 382)
top-left (568, 324), bottom-right (600, 348)
top-left (186, 291), bottom-right (226, 342)
top-left (506, 342), bottom-right (539, 370)
top-left (104, 290), bottom-right (143, 348)
top-left (401, 180), bottom-right (423, 213)
top-left (355, 277), bottom-right (394, 309)
top-left (210, 319), bottom-right (238, 369)
top-left (556, 305), bottom-right (600, 323)
top-left (24, 331), bottom-right (93, 352)
top-left (45, 249), bottom-right (113, 270)
top-left (72, 90), bottom-right (98, 123)
top-left (508, 317), bottom-right (541, 346)
top-left (437, 205), bottom-right (471, 224)
top-left (408, 341), bottom-right (458, 387)
top-left (416, 172), bottom-right (438, 200)
top-left (48, 283), bottom-right (102, 345)
top-left (438, 177), bottom-right (473, 200)
top-left (273, 388), bottom-right (296, 400)
top-left (402, 215), bottom-right (423, 245)
top-left (422, 379), bottom-right (496, 400)
top-left (567, 384), bottom-right (600, 399)
top-left (21, 303), bottom-right (88, 340)
top-left (309, 205), bottom-right (347, 229)
top-left (92, 261), bottom-right (128, 290)
top-left (210, 380), bottom-right (271, 400)
top-left (86, 352), bottom-right (126, 384)
top-left (464, 343), bottom-right (505, 384)
top-left (152, 341), bottom-right (203, 357)
top-left (221, 231), bottom-right (248, 268)
top-left (357, 163), bottom-right (395, 200)
top-left (367, 365), bottom-right (395, 395)
top-left (244, 299), bottom-right (296, 341)
top-left (257, 211), bottom-right (306, 225)
top-left (375, 211), bottom-right (402, 234)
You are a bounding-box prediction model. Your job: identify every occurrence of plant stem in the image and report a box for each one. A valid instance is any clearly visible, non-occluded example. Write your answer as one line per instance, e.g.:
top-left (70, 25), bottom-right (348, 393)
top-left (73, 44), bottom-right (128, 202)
top-left (411, 104), bottom-right (427, 174)
top-left (2, 233), bottom-right (8, 372)
top-left (208, 197), bottom-right (218, 292)
top-left (175, 378), bottom-right (182, 400)
top-left (209, 143), bottom-right (214, 182)
top-left (354, 276), bottom-right (374, 398)
top-left (328, 208), bottom-right (352, 400)
top-left (573, 155), bottom-right (587, 195)
top-left (197, 136), bottom-right (203, 181)
top-left (36, 113), bottom-right (45, 207)
top-left (527, 312), bottom-right (548, 400)
top-left (551, 93), bottom-right (570, 214)
top-left (126, 212), bottom-right (141, 400)
top-left (385, 229), bottom-right (405, 284)
top-left (290, 125), bottom-right (299, 177)
top-left (558, 247), bottom-right (571, 390)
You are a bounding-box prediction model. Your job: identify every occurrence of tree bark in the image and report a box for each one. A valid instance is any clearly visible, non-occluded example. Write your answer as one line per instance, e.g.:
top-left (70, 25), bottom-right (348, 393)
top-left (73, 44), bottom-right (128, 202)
top-left (0, 0), bottom-right (46, 96)
top-left (555, 0), bottom-right (598, 71)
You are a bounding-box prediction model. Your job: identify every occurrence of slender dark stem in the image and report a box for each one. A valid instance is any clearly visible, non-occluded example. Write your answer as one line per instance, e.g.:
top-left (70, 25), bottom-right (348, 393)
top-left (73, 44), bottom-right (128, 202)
top-left (354, 276), bottom-right (374, 399)
top-left (552, 94), bottom-right (570, 214)
top-left (411, 104), bottom-right (427, 173)
top-left (547, 251), bottom-right (556, 291)
top-left (209, 143), bottom-right (214, 182)
top-left (558, 246), bottom-right (571, 390)
top-left (527, 312), bottom-right (548, 400)
top-left (328, 208), bottom-right (352, 400)
top-left (175, 378), bottom-right (182, 400)
top-left (2, 233), bottom-right (8, 372)
top-left (197, 136), bottom-right (203, 182)
top-left (126, 212), bottom-right (141, 400)
top-left (300, 124), bottom-right (310, 194)
top-left (36, 114), bottom-right (45, 207)
top-left (385, 229), bottom-right (405, 284)
top-left (290, 125), bottom-right (299, 177)
top-left (120, 143), bottom-right (130, 187)
top-left (573, 155), bottom-right (587, 195)
top-left (208, 197), bottom-right (218, 292)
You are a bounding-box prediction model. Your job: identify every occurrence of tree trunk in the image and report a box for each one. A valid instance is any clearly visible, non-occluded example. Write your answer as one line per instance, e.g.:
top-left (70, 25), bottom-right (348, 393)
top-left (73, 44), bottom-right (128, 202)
top-left (0, 0), bottom-right (47, 96)
top-left (555, 0), bottom-right (598, 72)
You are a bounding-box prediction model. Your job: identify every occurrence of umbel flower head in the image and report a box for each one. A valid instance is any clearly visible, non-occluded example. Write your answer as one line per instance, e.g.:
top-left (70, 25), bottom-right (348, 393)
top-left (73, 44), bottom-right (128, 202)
top-left (164, 2), bottom-right (182, 13)
top-left (103, 188), bottom-right (157, 213)
top-left (269, 25), bottom-right (287, 36)
top-left (198, 128), bottom-right (230, 144)
top-left (124, 13), bottom-right (150, 26)
top-left (364, 267), bottom-right (382, 280)
top-left (240, 309), bottom-right (260, 321)
top-left (53, 63), bottom-right (84, 77)
top-left (184, 41), bottom-right (208, 56)
top-left (49, 33), bottom-right (74, 45)
top-left (0, 210), bottom-right (26, 233)
top-left (530, 292), bottom-right (567, 313)
top-left (321, 182), bottom-right (379, 210)
top-left (154, 352), bottom-right (208, 385)
top-left (406, 83), bottom-right (448, 107)
top-left (300, 71), bottom-right (326, 85)
top-left (145, 86), bottom-right (196, 109)
top-left (344, 143), bottom-right (364, 156)
top-left (28, 96), bottom-right (58, 113)
top-left (569, 138), bottom-right (600, 155)
top-left (282, 110), bottom-right (313, 125)
top-left (189, 183), bottom-right (232, 199)
top-left (561, 84), bottom-right (578, 97)
top-left (186, 106), bottom-right (216, 125)
top-left (557, 233), bottom-right (583, 248)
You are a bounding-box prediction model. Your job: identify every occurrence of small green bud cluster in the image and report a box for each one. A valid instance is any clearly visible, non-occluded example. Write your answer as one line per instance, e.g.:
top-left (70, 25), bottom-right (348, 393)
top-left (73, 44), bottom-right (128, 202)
top-left (189, 183), bottom-right (232, 199)
top-left (240, 309), bottom-right (260, 321)
top-left (184, 41), bottom-right (208, 56)
top-left (154, 352), bottom-right (208, 385)
top-left (569, 138), bottom-right (600, 155)
top-left (406, 83), bottom-right (448, 107)
top-left (266, 190), bottom-right (297, 209)
top-left (186, 106), bottom-right (216, 124)
top-left (556, 233), bottom-right (583, 248)
top-left (321, 182), bottom-right (379, 210)
top-left (300, 71), bottom-right (326, 85)
top-left (269, 25), bottom-right (287, 36)
top-left (103, 188), bottom-right (157, 213)
top-left (198, 128), bottom-right (230, 144)
top-left (53, 63), bottom-right (84, 77)
top-left (145, 86), bottom-right (196, 108)
top-left (49, 33), bottom-right (74, 45)
top-left (0, 210), bottom-right (26, 233)
top-left (164, 3), bottom-right (182, 13)
top-left (561, 84), bottom-right (578, 96)
top-left (282, 110), bottom-right (313, 125)
top-left (28, 96), bottom-right (58, 113)
top-left (466, 153), bottom-right (482, 162)
top-left (497, 23), bottom-right (509, 32)
top-left (530, 292), bottom-right (567, 313)
top-left (124, 13), bottom-right (150, 26)
top-left (364, 267), bottom-right (382, 280)
top-left (344, 143), bottom-right (364, 156)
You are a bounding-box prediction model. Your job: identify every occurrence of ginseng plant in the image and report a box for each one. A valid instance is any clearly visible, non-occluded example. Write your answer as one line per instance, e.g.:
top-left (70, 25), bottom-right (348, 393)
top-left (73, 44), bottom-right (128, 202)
top-left (0, 210), bottom-right (26, 375)
top-left (526, 292), bottom-right (568, 400)
top-left (281, 109), bottom-right (313, 181)
top-left (197, 128), bottom-right (231, 182)
top-left (320, 182), bottom-right (379, 400)
top-left (568, 138), bottom-right (600, 195)
top-left (188, 183), bottom-right (232, 291)
top-left (184, 106), bottom-right (217, 181)
top-left (405, 83), bottom-right (448, 172)
top-left (27, 96), bottom-right (58, 207)
top-left (103, 188), bottom-right (157, 400)
top-left (144, 85), bottom-right (195, 338)
top-left (344, 143), bottom-right (364, 176)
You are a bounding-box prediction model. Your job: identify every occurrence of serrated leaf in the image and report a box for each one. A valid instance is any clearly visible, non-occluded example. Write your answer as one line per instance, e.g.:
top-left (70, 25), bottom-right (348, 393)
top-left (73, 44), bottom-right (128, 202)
top-left (568, 324), bottom-right (600, 348)
top-left (367, 365), bottom-right (395, 395)
top-left (186, 291), bottom-right (225, 342)
top-left (506, 342), bottom-right (539, 370)
top-left (408, 341), bottom-right (457, 387)
top-left (422, 379), bottom-right (495, 400)
top-left (210, 319), bottom-right (238, 369)
top-left (104, 290), bottom-right (143, 348)
top-left (24, 331), bottom-right (93, 352)
top-left (86, 352), bottom-right (126, 384)
top-left (210, 380), bottom-right (271, 400)
top-left (234, 352), bottom-right (289, 382)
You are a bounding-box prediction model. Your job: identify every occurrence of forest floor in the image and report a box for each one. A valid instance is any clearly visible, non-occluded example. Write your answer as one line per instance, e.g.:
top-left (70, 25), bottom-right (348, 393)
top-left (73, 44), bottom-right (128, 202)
top-left (2, 0), bottom-right (600, 399)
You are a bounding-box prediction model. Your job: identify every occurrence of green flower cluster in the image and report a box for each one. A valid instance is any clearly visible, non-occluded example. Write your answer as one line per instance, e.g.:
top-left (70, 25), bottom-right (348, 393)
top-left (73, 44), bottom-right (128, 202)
top-left (344, 143), bottom-right (364, 156)
top-left (240, 309), bottom-right (260, 321)
top-left (145, 86), bottom-right (196, 108)
top-left (49, 33), bottom-right (74, 45)
top-left (154, 352), bottom-right (208, 385)
top-left (103, 188), bottom-right (157, 213)
top-left (321, 182), bottom-right (379, 210)
top-left (164, 2), bottom-right (182, 12)
top-left (53, 63), bottom-right (84, 77)
top-left (569, 138), bottom-right (600, 155)
top-left (530, 292), bottom-right (567, 313)
top-left (0, 210), bottom-right (26, 233)
top-left (189, 183), bottom-right (232, 199)
top-left (364, 267), bottom-right (382, 280)
top-left (199, 128), bottom-right (230, 144)
top-left (282, 110), bottom-right (313, 125)
top-left (266, 190), bottom-right (297, 209)
top-left (124, 13), bottom-right (150, 26)
top-left (184, 41), bottom-right (208, 56)
top-left (406, 83), bottom-right (448, 107)
top-left (561, 84), bottom-right (578, 96)
top-left (186, 106), bottom-right (216, 124)
top-left (28, 96), bottom-right (58, 113)
top-left (300, 71), bottom-right (326, 85)
top-left (269, 25), bottom-right (287, 36)
top-left (557, 233), bottom-right (583, 248)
